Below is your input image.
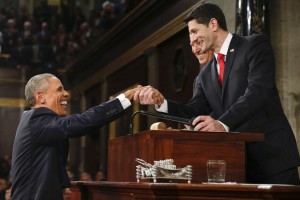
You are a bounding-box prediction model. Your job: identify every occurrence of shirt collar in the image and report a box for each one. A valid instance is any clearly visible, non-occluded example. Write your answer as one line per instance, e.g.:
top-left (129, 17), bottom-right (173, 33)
top-left (220, 33), bottom-right (233, 56)
top-left (214, 33), bottom-right (233, 59)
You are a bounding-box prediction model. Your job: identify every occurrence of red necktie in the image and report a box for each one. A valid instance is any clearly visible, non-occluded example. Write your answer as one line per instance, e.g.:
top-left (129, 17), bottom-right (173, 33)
top-left (217, 53), bottom-right (225, 85)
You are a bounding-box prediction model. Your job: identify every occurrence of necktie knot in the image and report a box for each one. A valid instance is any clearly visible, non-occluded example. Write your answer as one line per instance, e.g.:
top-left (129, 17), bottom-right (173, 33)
top-left (218, 53), bottom-right (224, 61)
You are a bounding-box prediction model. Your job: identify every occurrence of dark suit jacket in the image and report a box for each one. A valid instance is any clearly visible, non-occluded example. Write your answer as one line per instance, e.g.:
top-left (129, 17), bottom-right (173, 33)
top-left (168, 34), bottom-right (300, 183)
top-left (10, 98), bottom-right (124, 200)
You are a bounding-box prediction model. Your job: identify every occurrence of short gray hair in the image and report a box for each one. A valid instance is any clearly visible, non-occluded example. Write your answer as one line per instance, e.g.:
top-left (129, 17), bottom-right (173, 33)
top-left (25, 73), bottom-right (57, 107)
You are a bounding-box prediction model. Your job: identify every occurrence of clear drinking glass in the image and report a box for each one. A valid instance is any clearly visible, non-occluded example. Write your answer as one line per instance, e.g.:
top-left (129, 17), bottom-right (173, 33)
top-left (207, 160), bottom-right (226, 183)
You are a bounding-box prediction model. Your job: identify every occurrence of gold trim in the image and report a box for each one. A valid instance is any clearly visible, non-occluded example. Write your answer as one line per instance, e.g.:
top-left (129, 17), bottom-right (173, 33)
top-left (70, 6), bottom-right (195, 97)
top-left (0, 98), bottom-right (28, 108)
top-left (109, 120), bottom-right (117, 140)
top-left (132, 102), bottom-right (140, 134)
top-left (0, 78), bottom-right (25, 86)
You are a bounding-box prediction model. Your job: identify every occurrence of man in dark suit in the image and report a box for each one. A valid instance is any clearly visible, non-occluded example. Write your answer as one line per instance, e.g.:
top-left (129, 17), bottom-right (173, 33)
top-left (134, 3), bottom-right (300, 184)
top-left (10, 73), bottom-right (142, 200)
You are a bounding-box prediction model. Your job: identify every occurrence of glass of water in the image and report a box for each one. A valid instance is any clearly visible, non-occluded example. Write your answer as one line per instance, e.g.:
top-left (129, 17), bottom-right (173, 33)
top-left (207, 160), bottom-right (226, 183)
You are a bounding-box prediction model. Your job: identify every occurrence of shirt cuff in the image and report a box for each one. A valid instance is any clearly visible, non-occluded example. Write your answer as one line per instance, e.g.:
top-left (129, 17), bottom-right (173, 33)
top-left (116, 93), bottom-right (131, 110)
top-left (155, 99), bottom-right (168, 113)
top-left (218, 120), bottom-right (229, 132)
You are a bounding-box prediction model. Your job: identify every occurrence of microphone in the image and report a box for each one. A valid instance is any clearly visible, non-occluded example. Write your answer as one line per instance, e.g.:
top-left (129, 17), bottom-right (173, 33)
top-left (128, 110), bottom-right (193, 134)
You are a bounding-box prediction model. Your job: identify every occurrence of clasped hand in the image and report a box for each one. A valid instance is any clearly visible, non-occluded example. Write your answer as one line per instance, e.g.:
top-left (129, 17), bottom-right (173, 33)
top-left (130, 85), bottom-right (164, 105)
top-left (127, 85), bottom-right (225, 132)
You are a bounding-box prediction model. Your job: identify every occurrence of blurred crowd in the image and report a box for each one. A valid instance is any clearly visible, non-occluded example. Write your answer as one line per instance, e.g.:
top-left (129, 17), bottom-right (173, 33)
top-left (0, 155), bottom-right (11, 200)
top-left (0, 0), bottom-right (139, 72)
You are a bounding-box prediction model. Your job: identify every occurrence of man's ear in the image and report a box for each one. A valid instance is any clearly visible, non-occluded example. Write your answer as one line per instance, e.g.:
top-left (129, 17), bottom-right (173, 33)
top-left (36, 92), bottom-right (45, 104)
top-left (209, 18), bottom-right (218, 31)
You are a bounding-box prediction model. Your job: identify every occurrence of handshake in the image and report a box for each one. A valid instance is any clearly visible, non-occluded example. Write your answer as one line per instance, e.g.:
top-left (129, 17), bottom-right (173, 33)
top-left (124, 85), bottom-right (164, 105)
top-left (123, 85), bottom-right (227, 132)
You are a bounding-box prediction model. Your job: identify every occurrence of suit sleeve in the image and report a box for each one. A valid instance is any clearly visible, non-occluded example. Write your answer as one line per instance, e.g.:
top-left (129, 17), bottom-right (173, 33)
top-left (167, 69), bottom-right (212, 119)
top-left (30, 98), bottom-right (125, 144)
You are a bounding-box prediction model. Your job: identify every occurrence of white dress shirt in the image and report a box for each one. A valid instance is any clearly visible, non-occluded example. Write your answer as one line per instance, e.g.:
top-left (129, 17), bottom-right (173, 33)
top-left (116, 94), bottom-right (131, 109)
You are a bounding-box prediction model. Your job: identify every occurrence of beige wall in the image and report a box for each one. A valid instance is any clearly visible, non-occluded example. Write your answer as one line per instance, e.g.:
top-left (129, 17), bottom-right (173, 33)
top-left (209, 0), bottom-right (237, 33)
top-left (270, 0), bottom-right (300, 149)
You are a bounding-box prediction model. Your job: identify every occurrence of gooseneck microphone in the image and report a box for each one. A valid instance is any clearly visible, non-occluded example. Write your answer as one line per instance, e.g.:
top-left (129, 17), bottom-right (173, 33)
top-left (128, 110), bottom-right (193, 134)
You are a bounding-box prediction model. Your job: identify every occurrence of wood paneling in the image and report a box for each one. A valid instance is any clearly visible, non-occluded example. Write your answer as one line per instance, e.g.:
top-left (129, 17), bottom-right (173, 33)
top-left (107, 130), bottom-right (264, 184)
top-left (0, 68), bottom-right (26, 157)
top-left (0, 107), bottom-right (23, 157)
top-left (66, 0), bottom-right (201, 98)
top-left (158, 30), bottom-right (199, 102)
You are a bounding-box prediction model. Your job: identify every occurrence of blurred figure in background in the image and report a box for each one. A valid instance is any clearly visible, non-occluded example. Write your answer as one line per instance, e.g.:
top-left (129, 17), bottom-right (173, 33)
top-left (95, 170), bottom-right (106, 181)
top-left (0, 178), bottom-right (7, 200)
top-left (79, 172), bottom-right (92, 181)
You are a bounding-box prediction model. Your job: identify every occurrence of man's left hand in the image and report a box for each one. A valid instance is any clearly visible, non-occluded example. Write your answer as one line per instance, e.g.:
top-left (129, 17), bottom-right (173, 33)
top-left (192, 115), bottom-right (226, 132)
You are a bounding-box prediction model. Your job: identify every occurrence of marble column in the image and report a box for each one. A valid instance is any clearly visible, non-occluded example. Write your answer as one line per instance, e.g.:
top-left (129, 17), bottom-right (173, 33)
top-left (236, 0), bottom-right (269, 36)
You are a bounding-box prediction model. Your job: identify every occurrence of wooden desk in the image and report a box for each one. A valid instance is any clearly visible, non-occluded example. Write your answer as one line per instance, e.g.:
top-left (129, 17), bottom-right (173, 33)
top-left (70, 181), bottom-right (300, 200)
top-left (108, 130), bottom-right (264, 183)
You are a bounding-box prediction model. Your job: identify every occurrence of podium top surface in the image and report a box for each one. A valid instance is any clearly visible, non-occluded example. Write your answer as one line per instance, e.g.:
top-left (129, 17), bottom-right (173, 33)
top-left (121, 130), bottom-right (264, 142)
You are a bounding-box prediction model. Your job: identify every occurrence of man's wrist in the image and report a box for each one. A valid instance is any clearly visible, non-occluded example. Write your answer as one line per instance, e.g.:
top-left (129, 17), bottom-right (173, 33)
top-left (155, 99), bottom-right (168, 113)
top-left (218, 120), bottom-right (229, 132)
top-left (116, 94), bottom-right (131, 109)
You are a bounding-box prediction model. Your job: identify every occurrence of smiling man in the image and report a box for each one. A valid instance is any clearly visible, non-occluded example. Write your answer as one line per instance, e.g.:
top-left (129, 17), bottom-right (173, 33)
top-left (134, 3), bottom-right (300, 184)
top-left (10, 73), bottom-right (141, 200)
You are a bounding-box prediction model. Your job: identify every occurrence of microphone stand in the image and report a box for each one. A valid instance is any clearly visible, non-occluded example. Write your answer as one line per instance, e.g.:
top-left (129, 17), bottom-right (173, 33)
top-left (128, 110), bottom-right (192, 135)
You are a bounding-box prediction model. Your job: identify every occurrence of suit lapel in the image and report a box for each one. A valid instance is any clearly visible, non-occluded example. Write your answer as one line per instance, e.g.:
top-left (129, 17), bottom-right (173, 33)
top-left (222, 35), bottom-right (240, 99)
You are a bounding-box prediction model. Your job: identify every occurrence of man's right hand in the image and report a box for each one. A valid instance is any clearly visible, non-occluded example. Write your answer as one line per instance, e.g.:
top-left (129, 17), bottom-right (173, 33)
top-left (133, 85), bottom-right (164, 105)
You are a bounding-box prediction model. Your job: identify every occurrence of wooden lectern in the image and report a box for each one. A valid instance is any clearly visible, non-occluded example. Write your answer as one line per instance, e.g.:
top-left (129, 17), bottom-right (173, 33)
top-left (107, 130), bottom-right (264, 183)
